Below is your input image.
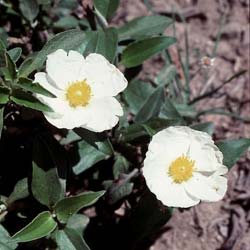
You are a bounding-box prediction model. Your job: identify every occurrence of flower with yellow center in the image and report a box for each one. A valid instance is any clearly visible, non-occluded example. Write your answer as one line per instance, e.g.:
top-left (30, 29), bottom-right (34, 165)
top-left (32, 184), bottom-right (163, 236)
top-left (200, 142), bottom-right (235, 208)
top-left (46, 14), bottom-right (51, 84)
top-left (34, 49), bottom-right (128, 131)
top-left (142, 126), bottom-right (228, 208)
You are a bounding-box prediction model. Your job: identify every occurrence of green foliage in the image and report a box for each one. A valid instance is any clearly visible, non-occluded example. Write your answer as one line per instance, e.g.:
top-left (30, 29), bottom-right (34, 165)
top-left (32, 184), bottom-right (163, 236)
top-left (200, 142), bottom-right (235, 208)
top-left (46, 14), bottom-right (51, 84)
top-left (73, 136), bottom-right (113, 174)
top-left (54, 191), bottom-right (105, 223)
top-left (7, 178), bottom-right (29, 205)
top-left (32, 163), bottom-right (64, 208)
top-left (217, 139), bottom-right (250, 169)
top-left (0, 1), bottom-right (249, 250)
top-left (118, 15), bottom-right (173, 40)
top-left (19, 30), bottom-right (87, 77)
top-left (19, 0), bottom-right (39, 23)
top-left (0, 225), bottom-right (17, 249)
top-left (93, 0), bottom-right (120, 19)
top-left (12, 211), bottom-right (57, 243)
top-left (55, 228), bottom-right (90, 250)
top-left (121, 36), bottom-right (176, 67)
top-left (84, 28), bottom-right (118, 62)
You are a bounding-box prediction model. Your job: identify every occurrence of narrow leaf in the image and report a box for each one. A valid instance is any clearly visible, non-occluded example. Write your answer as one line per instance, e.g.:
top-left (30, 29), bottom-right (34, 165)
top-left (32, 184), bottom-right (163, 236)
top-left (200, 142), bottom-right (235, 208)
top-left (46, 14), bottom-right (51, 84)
top-left (10, 89), bottom-right (53, 112)
top-left (0, 87), bottom-right (10, 104)
top-left (12, 211), bottom-right (57, 243)
top-left (93, 0), bottom-right (119, 19)
top-left (56, 228), bottom-right (90, 250)
top-left (123, 80), bottom-right (154, 114)
top-left (8, 48), bottom-right (22, 63)
top-left (17, 78), bottom-right (56, 97)
top-left (118, 15), bottom-right (173, 41)
top-left (7, 178), bottom-right (29, 204)
top-left (55, 191), bottom-right (105, 223)
top-left (0, 106), bottom-right (4, 139)
top-left (135, 86), bottom-right (165, 123)
top-left (217, 138), bottom-right (250, 169)
top-left (121, 36), bottom-right (176, 68)
top-left (19, 30), bottom-right (87, 77)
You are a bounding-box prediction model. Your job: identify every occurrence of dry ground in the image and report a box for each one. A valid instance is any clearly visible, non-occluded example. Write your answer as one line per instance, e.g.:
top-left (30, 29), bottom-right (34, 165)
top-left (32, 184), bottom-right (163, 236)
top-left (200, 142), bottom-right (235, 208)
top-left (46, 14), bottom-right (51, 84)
top-left (112, 0), bottom-right (250, 249)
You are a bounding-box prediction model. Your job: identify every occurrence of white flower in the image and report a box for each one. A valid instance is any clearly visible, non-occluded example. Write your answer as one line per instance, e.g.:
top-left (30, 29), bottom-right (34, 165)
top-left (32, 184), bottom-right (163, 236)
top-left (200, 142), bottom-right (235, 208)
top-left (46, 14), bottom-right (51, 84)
top-left (34, 49), bottom-right (128, 132)
top-left (142, 126), bottom-right (228, 208)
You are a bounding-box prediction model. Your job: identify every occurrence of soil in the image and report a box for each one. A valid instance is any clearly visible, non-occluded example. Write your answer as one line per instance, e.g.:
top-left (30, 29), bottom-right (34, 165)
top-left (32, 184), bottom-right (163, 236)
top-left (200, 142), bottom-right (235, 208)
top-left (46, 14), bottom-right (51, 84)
top-left (112, 0), bottom-right (250, 250)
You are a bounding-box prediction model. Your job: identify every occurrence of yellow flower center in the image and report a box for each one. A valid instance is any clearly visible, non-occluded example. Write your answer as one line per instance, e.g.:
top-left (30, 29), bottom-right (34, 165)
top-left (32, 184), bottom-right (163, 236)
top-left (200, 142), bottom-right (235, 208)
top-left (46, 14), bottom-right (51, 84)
top-left (168, 155), bottom-right (195, 183)
top-left (66, 80), bottom-right (91, 108)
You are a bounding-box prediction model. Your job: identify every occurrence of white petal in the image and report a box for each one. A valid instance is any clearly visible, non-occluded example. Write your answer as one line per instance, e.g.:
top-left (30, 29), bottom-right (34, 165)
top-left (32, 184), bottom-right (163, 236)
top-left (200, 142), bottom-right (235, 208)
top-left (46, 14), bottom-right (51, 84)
top-left (44, 108), bottom-right (89, 129)
top-left (81, 97), bottom-right (123, 132)
top-left (46, 49), bottom-right (86, 89)
top-left (85, 53), bottom-right (128, 97)
top-left (34, 72), bottom-right (62, 97)
top-left (144, 170), bottom-right (200, 208)
top-left (184, 172), bottom-right (227, 202)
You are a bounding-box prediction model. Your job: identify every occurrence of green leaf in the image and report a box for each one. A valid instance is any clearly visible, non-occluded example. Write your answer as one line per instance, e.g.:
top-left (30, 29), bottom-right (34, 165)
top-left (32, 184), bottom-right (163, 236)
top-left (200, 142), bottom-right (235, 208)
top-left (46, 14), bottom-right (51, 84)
top-left (84, 28), bottom-right (118, 62)
top-left (12, 211), bottom-right (57, 243)
top-left (67, 214), bottom-right (89, 234)
top-left (73, 131), bottom-right (113, 174)
top-left (93, 0), bottom-right (119, 19)
top-left (160, 97), bottom-right (183, 121)
top-left (120, 118), bottom-right (176, 142)
top-left (0, 225), bottom-right (17, 250)
top-left (191, 122), bottom-right (214, 135)
top-left (56, 228), bottom-right (90, 250)
top-left (19, 30), bottom-right (88, 77)
top-left (123, 80), bottom-right (154, 114)
top-left (155, 64), bottom-right (176, 86)
top-left (121, 36), bottom-right (176, 68)
top-left (3, 52), bottom-right (16, 81)
top-left (123, 190), bottom-right (172, 248)
top-left (0, 87), bottom-right (10, 104)
top-left (32, 162), bottom-right (64, 208)
top-left (216, 138), bottom-right (250, 169)
top-left (19, 0), bottom-right (39, 23)
top-left (54, 16), bottom-right (79, 29)
top-left (55, 191), bottom-right (105, 223)
top-left (0, 106), bottom-right (4, 139)
top-left (17, 78), bottom-right (56, 97)
top-left (118, 15), bottom-right (173, 41)
top-left (113, 154), bottom-right (130, 179)
top-left (10, 88), bottom-right (53, 112)
top-left (134, 86), bottom-right (165, 123)
top-left (107, 182), bottom-right (133, 205)
top-left (7, 178), bottom-right (29, 204)
top-left (8, 48), bottom-right (22, 63)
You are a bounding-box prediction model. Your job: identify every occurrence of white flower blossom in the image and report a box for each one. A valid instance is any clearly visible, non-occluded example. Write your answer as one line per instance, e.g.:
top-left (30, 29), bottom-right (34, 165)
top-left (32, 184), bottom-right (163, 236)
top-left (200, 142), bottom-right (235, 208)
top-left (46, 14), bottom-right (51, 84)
top-left (142, 126), bottom-right (228, 208)
top-left (34, 49), bottom-right (128, 132)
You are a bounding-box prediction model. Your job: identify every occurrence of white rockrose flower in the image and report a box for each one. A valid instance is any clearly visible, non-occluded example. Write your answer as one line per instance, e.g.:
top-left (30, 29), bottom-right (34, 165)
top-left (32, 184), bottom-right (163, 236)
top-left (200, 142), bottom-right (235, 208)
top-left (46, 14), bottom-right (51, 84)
top-left (34, 49), bottom-right (128, 132)
top-left (142, 126), bottom-right (228, 208)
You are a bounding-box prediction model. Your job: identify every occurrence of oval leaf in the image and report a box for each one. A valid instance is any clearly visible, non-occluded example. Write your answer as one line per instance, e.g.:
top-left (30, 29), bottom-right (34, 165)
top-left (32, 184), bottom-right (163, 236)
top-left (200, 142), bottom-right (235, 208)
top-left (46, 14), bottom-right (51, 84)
top-left (7, 178), bottom-right (29, 204)
top-left (118, 15), bottom-right (173, 41)
top-left (55, 191), bottom-right (105, 223)
top-left (12, 211), bottom-right (57, 243)
top-left (56, 228), bottom-right (90, 250)
top-left (121, 36), bottom-right (176, 68)
top-left (84, 28), bottom-right (118, 62)
top-left (32, 162), bottom-right (64, 208)
top-left (93, 0), bottom-right (119, 19)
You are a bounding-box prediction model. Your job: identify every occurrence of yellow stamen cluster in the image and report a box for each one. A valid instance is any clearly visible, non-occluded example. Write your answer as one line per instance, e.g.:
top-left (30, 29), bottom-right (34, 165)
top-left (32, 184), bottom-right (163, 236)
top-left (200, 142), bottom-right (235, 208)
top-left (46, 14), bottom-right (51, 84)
top-left (66, 80), bottom-right (91, 108)
top-left (168, 155), bottom-right (195, 183)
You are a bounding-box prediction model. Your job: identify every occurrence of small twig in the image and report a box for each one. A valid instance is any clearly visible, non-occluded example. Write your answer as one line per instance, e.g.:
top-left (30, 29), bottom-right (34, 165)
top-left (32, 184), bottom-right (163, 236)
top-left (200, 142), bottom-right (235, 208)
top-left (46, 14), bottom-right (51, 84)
top-left (189, 69), bottom-right (247, 105)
